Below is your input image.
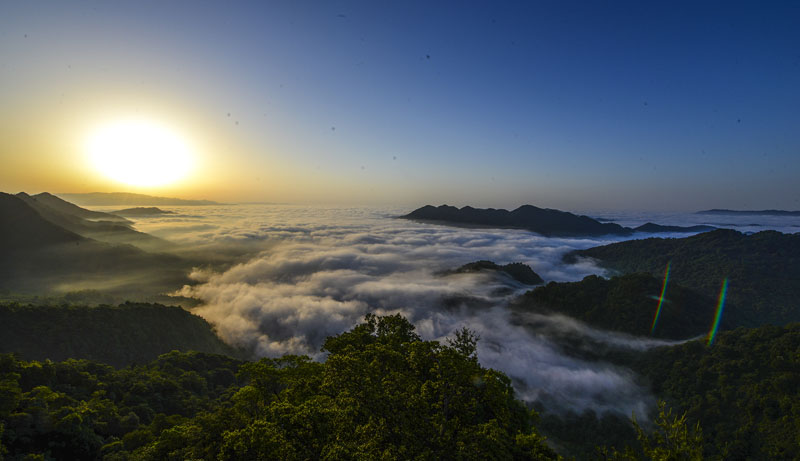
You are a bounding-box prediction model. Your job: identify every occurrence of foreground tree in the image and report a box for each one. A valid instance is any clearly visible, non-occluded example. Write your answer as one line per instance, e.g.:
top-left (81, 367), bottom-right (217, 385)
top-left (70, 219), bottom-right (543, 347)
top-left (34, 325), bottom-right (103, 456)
top-left (137, 313), bottom-right (560, 460)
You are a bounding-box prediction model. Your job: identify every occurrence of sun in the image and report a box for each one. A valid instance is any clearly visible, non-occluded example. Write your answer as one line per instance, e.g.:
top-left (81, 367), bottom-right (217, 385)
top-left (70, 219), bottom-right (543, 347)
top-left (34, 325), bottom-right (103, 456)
top-left (86, 119), bottom-right (194, 187)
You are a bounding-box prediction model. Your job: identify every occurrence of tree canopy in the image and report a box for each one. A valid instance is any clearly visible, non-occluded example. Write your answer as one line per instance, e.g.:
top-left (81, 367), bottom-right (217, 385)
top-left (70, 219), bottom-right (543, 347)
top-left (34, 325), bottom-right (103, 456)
top-left (0, 314), bottom-right (562, 460)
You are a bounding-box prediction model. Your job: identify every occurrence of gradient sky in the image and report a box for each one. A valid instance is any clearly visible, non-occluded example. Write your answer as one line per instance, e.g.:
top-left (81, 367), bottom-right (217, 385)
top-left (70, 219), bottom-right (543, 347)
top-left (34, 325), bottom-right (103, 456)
top-left (1, 1), bottom-right (798, 211)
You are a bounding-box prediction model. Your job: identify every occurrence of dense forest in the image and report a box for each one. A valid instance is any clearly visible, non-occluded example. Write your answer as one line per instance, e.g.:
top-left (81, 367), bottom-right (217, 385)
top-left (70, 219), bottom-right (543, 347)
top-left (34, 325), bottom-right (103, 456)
top-left (631, 323), bottom-right (800, 460)
top-left (4, 310), bottom-right (792, 460)
top-left (568, 229), bottom-right (800, 326)
top-left (514, 273), bottom-right (737, 339)
top-left (0, 303), bottom-right (239, 367)
top-left (0, 315), bottom-right (561, 460)
top-left (0, 313), bottom-right (724, 460)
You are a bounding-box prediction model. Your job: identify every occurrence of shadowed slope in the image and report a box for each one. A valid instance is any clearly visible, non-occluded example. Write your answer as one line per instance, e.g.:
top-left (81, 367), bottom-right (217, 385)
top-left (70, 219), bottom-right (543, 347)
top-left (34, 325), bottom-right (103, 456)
top-left (16, 192), bottom-right (170, 252)
top-left (31, 192), bottom-right (131, 223)
top-left (0, 192), bottom-right (189, 295)
top-left (513, 273), bottom-right (735, 339)
top-left (0, 192), bottom-right (84, 251)
top-left (568, 229), bottom-right (800, 326)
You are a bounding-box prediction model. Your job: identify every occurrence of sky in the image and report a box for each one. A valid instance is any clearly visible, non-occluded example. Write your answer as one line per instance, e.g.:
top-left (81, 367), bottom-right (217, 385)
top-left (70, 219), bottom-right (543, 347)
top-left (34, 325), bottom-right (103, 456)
top-left (0, 1), bottom-right (798, 211)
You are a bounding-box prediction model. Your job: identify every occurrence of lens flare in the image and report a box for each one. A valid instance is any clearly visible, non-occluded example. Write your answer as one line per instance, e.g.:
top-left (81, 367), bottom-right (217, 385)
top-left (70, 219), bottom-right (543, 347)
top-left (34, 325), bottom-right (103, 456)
top-left (707, 278), bottom-right (729, 346)
top-left (651, 261), bottom-right (671, 334)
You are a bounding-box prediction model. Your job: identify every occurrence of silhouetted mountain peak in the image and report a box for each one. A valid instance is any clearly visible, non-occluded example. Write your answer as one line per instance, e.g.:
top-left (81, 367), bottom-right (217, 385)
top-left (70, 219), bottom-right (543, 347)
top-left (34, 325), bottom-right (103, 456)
top-left (402, 204), bottom-right (631, 237)
top-left (0, 193), bottom-right (84, 251)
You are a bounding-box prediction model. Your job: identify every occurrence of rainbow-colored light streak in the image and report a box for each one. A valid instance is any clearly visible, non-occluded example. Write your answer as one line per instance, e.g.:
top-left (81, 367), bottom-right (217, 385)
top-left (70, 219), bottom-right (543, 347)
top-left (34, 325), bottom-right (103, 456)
top-left (651, 261), bottom-right (671, 334)
top-left (707, 278), bottom-right (729, 346)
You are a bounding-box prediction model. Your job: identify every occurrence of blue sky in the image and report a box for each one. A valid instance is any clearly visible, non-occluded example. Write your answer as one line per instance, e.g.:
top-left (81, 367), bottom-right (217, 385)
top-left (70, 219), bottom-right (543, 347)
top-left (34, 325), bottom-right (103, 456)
top-left (1, 1), bottom-right (798, 210)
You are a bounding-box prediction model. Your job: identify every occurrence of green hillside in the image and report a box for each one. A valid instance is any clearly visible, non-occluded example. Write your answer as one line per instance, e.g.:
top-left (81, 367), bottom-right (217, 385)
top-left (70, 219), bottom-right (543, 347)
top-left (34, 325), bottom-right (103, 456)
top-left (632, 324), bottom-right (800, 460)
top-left (0, 303), bottom-right (240, 367)
top-left (568, 229), bottom-right (800, 326)
top-left (514, 273), bottom-right (734, 339)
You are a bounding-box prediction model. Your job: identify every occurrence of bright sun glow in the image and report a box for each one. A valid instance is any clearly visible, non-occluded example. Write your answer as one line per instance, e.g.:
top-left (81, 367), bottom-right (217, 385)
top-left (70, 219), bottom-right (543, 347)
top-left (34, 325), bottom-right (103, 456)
top-left (86, 119), bottom-right (193, 187)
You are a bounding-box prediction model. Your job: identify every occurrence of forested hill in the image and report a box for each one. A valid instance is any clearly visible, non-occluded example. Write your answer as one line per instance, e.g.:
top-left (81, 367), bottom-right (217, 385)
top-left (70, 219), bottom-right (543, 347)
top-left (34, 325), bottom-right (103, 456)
top-left (632, 323), bottom-right (800, 459)
top-left (567, 229), bottom-right (800, 326)
top-left (2, 312), bottom-right (787, 460)
top-left (0, 303), bottom-right (240, 367)
top-left (442, 260), bottom-right (544, 285)
top-left (513, 273), bottom-right (736, 339)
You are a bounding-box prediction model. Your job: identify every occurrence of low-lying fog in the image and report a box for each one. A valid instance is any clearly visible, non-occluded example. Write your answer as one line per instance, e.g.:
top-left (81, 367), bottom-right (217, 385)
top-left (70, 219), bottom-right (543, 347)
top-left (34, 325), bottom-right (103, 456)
top-left (95, 204), bottom-right (800, 416)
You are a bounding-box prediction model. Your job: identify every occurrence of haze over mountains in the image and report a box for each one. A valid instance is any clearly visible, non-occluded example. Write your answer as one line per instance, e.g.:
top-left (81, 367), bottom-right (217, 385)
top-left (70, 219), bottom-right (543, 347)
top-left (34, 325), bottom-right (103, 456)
top-left (112, 207), bottom-right (176, 217)
top-left (58, 192), bottom-right (219, 206)
top-left (0, 192), bottom-right (187, 296)
top-left (16, 192), bottom-right (169, 252)
top-left (402, 204), bottom-right (716, 237)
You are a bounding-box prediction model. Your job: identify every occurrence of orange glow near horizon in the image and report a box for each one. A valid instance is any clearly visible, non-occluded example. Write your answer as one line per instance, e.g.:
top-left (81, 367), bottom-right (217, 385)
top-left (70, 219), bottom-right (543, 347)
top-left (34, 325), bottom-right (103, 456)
top-left (85, 119), bottom-right (195, 188)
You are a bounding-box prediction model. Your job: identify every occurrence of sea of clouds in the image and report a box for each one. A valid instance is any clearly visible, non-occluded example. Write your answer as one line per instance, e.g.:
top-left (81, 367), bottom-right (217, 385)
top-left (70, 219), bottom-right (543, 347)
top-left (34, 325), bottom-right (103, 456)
top-left (114, 204), bottom-right (800, 416)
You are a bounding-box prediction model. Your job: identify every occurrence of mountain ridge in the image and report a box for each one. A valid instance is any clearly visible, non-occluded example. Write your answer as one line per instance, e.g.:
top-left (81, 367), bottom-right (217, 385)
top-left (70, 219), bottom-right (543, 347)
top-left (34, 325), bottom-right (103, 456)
top-left (402, 204), bottom-right (715, 237)
top-left (15, 192), bottom-right (169, 252)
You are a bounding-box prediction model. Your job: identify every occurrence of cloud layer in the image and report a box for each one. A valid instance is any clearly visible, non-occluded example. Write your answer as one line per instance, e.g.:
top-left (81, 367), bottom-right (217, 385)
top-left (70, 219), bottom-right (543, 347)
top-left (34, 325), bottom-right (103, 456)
top-left (102, 204), bottom-right (799, 415)
top-left (133, 205), bottom-right (668, 415)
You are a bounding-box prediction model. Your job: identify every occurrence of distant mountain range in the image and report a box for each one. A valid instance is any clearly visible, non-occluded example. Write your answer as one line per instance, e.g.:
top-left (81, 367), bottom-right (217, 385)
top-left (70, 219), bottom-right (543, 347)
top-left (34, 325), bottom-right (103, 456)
top-left (697, 208), bottom-right (800, 216)
top-left (58, 192), bottom-right (219, 206)
top-left (112, 206), bottom-right (176, 217)
top-left (402, 205), bottom-right (715, 237)
top-left (15, 192), bottom-right (169, 252)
